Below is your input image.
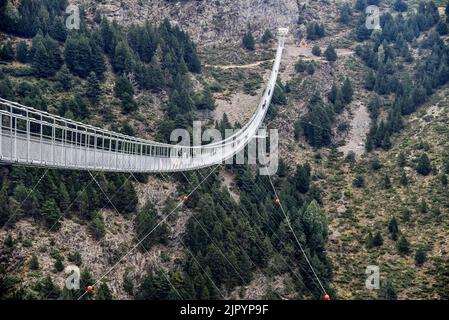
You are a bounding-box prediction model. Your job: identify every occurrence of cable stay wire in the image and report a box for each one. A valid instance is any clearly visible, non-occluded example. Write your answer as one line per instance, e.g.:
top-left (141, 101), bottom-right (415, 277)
top-left (174, 171), bottom-right (272, 278)
top-left (231, 170), bottom-right (322, 297)
top-left (189, 170), bottom-right (314, 294)
top-left (0, 170), bottom-right (101, 291)
top-left (159, 171), bottom-right (247, 285)
top-left (130, 172), bottom-right (226, 300)
top-left (1, 167), bottom-right (49, 228)
top-left (266, 174), bottom-right (328, 297)
top-left (78, 171), bottom-right (183, 300)
top-left (43, 172), bottom-right (148, 300)
top-left (77, 164), bottom-right (220, 300)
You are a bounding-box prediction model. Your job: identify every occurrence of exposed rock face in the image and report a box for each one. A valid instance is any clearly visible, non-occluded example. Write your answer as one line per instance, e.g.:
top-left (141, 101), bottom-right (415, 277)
top-left (76, 0), bottom-right (299, 46)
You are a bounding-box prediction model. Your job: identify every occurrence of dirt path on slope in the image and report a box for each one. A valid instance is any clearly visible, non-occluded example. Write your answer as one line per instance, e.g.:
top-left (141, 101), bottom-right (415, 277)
top-left (205, 59), bottom-right (273, 70)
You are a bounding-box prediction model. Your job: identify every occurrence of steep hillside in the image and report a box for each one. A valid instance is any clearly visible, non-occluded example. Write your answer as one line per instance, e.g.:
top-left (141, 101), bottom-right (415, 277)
top-left (1, 0), bottom-right (449, 301)
top-left (75, 0), bottom-right (299, 45)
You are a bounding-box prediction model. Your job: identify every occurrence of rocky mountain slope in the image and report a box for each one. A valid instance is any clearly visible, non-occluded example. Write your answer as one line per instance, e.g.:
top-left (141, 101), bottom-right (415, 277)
top-left (2, 0), bottom-right (449, 300)
top-left (75, 0), bottom-right (299, 45)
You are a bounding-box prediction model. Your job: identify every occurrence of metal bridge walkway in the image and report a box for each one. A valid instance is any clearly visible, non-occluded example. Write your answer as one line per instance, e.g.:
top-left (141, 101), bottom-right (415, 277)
top-left (0, 29), bottom-right (288, 173)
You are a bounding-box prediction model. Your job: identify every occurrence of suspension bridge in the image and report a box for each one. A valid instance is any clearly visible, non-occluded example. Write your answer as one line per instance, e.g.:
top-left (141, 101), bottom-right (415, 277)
top-left (0, 29), bottom-right (288, 173)
top-left (0, 27), bottom-right (331, 300)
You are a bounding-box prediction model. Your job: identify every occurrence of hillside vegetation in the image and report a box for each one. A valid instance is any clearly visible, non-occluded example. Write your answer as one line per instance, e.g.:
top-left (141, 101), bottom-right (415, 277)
top-left (1, 0), bottom-right (449, 300)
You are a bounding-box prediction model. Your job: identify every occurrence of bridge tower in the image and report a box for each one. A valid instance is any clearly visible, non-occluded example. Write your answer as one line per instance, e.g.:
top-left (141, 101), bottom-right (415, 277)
top-left (278, 27), bottom-right (289, 48)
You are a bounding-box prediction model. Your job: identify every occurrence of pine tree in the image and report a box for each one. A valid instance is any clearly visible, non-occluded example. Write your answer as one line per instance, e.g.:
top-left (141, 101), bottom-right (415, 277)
top-left (16, 41), bottom-right (30, 63)
top-left (311, 45), bottom-right (321, 56)
top-left (397, 234), bottom-right (410, 255)
top-left (95, 282), bottom-right (113, 300)
top-left (339, 3), bottom-right (352, 25)
top-left (54, 257), bottom-right (64, 272)
top-left (366, 232), bottom-right (375, 249)
top-left (306, 22), bottom-right (325, 40)
top-left (43, 35), bottom-right (62, 74)
top-left (355, 0), bottom-right (367, 11)
top-left (415, 248), bottom-right (426, 266)
top-left (324, 44), bottom-right (337, 62)
top-left (41, 199), bottom-right (61, 229)
top-left (295, 163), bottom-right (311, 193)
top-left (295, 59), bottom-right (307, 73)
top-left (417, 153), bottom-right (431, 176)
top-left (441, 174), bottom-right (448, 186)
top-left (341, 78), bottom-right (353, 104)
top-left (145, 56), bottom-right (165, 90)
top-left (393, 0), bottom-right (408, 12)
top-left (32, 39), bottom-right (51, 77)
top-left (58, 182), bottom-right (70, 213)
top-left (75, 190), bottom-right (90, 219)
top-left (400, 171), bottom-right (408, 186)
top-left (184, 41), bottom-right (201, 73)
top-left (35, 275), bottom-right (61, 299)
top-left (49, 16), bottom-right (67, 42)
top-left (86, 72), bottom-right (102, 103)
top-left (29, 254), bottom-right (40, 270)
top-left (79, 269), bottom-right (95, 300)
top-left (388, 216), bottom-right (399, 241)
top-left (0, 41), bottom-right (14, 61)
top-left (114, 76), bottom-right (137, 114)
top-left (135, 202), bottom-right (169, 251)
top-left (328, 84), bottom-right (339, 104)
top-left (195, 87), bottom-right (216, 111)
top-left (13, 184), bottom-right (38, 219)
top-left (437, 20), bottom-right (449, 35)
top-left (113, 41), bottom-right (134, 75)
top-left (261, 29), bottom-right (273, 44)
top-left (88, 212), bottom-right (105, 240)
top-left (242, 30), bottom-right (255, 51)
top-left (373, 231), bottom-right (383, 247)
top-left (90, 42), bottom-right (106, 79)
top-left (123, 273), bottom-right (134, 296)
top-left (378, 281), bottom-right (397, 300)
top-left (0, 184), bottom-right (11, 227)
top-left (306, 63), bottom-right (315, 75)
top-left (397, 152), bottom-right (406, 167)
top-left (100, 19), bottom-right (117, 54)
top-left (68, 251), bottom-right (82, 266)
top-left (364, 70), bottom-right (376, 90)
top-left (383, 174), bottom-right (392, 189)
top-left (353, 175), bottom-right (365, 188)
top-left (55, 65), bottom-right (72, 91)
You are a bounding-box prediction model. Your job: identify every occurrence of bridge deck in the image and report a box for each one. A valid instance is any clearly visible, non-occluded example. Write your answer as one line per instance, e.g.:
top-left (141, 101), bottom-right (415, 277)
top-left (0, 33), bottom-right (286, 173)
